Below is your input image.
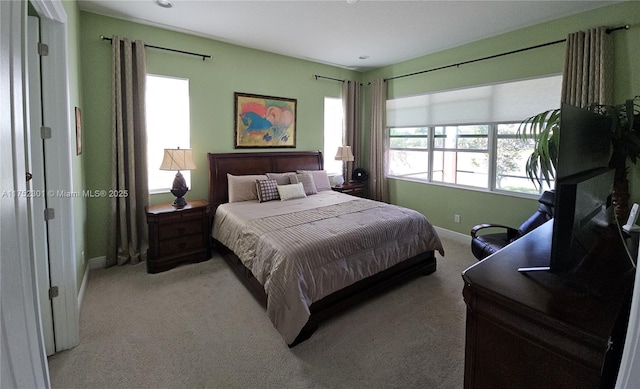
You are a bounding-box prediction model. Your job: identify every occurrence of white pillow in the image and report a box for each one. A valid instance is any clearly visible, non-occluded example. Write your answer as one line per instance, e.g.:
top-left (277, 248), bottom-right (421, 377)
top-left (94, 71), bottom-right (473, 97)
top-left (297, 170), bottom-right (332, 192)
top-left (290, 173), bottom-right (318, 195)
top-left (277, 182), bottom-right (307, 201)
top-left (227, 174), bottom-right (268, 202)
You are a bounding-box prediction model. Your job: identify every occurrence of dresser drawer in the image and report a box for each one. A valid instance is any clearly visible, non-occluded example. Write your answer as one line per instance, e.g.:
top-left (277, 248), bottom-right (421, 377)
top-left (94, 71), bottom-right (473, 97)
top-left (159, 219), bottom-right (203, 240)
top-left (159, 234), bottom-right (203, 256)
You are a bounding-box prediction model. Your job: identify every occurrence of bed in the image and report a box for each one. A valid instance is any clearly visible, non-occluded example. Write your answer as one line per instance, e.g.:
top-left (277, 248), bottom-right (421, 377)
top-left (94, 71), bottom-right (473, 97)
top-left (208, 151), bottom-right (444, 346)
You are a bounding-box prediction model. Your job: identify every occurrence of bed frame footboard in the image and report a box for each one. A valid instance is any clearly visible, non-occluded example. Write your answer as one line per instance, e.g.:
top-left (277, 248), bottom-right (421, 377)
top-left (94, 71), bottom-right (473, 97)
top-left (213, 239), bottom-right (436, 347)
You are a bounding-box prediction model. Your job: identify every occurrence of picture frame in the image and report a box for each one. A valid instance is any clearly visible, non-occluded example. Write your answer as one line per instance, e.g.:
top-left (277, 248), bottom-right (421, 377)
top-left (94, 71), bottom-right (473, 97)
top-left (234, 92), bottom-right (297, 148)
top-left (75, 106), bottom-right (82, 155)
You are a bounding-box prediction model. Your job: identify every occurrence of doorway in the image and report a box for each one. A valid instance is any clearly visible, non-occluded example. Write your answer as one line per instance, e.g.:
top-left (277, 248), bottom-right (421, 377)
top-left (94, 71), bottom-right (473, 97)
top-left (28, 0), bottom-right (80, 354)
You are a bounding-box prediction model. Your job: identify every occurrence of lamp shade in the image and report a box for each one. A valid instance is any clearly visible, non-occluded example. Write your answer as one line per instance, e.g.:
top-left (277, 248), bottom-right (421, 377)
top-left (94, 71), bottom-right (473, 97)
top-left (334, 146), bottom-right (354, 162)
top-left (160, 148), bottom-right (196, 171)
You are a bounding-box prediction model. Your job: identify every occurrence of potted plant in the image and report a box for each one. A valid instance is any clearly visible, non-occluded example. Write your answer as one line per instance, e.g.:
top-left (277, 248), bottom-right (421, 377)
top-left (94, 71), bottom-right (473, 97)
top-left (517, 96), bottom-right (640, 222)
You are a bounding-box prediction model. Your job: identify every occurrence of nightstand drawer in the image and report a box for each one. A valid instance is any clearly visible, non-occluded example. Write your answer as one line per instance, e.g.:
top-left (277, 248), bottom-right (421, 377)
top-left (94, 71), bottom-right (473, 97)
top-left (159, 234), bottom-right (203, 256)
top-left (158, 210), bottom-right (202, 224)
top-left (159, 219), bottom-right (203, 240)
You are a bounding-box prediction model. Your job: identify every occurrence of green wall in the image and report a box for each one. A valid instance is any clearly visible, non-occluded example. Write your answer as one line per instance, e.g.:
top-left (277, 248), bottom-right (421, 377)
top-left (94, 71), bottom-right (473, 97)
top-left (79, 2), bottom-right (640, 261)
top-left (363, 1), bottom-right (640, 235)
top-left (79, 12), bottom-right (361, 259)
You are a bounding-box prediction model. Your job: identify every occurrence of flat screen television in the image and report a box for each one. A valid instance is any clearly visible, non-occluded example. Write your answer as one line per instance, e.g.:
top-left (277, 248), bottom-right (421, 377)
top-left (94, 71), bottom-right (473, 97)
top-left (555, 103), bottom-right (612, 180)
top-left (551, 103), bottom-right (614, 272)
top-left (519, 103), bottom-right (614, 273)
top-left (551, 167), bottom-right (615, 272)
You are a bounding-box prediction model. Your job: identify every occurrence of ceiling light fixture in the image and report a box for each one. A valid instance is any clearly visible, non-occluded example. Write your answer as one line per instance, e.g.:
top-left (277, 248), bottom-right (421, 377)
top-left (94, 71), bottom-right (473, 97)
top-left (154, 0), bottom-right (173, 8)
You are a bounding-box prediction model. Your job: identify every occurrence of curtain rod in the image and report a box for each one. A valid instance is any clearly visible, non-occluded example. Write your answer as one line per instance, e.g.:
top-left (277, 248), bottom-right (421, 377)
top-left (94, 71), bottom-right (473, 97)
top-left (313, 74), bottom-right (363, 85)
top-left (100, 35), bottom-right (212, 61)
top-left (314, 74), bottom-right (344, 82)
top-left (385, 24), bottom-right (629, 82)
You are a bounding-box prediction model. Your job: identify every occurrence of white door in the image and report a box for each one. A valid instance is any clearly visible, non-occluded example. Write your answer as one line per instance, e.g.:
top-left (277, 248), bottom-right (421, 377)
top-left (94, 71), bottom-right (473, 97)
top-left (26, 15), bottom-right (56, 356)
top-left (0, 0), bottom-right (50, 386)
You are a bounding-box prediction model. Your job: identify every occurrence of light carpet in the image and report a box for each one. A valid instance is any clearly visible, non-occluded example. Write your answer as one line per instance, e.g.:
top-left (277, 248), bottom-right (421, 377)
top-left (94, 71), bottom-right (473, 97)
top-left (48, 236), bottom-right (476, 388)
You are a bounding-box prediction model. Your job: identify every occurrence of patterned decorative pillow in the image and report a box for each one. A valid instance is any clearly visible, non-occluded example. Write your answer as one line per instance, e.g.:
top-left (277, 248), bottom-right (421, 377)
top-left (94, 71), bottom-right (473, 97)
top-left (290, 173), bottom-right (318, 195)
top-left (256, 179), bottom-right (280, 202)
top-left (277, 182), bottom-right (307, 201)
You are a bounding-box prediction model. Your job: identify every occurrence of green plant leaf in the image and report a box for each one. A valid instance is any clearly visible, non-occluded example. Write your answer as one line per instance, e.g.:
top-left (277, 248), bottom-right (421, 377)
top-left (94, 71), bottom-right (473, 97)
top-left (517, 108), bottom-right (560, 188)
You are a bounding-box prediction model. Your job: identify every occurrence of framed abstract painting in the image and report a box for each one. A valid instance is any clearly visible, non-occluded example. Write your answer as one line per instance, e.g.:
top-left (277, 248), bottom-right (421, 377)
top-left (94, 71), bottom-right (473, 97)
top-left (234, 92), bottom-right (297, 148)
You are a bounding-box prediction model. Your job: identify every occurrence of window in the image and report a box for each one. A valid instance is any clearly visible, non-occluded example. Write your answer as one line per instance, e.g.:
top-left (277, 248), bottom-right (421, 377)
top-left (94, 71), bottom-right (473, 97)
top-left (389, 127), bottom-right (429, 180)
top-left (495, 124), bottom-right (551, 194)
top-left (386, 75), bottom-right (562, 195)
top-left (389, 123), bottom-right (553, 194)
top-left (433, 125), bottom-right (488, 188)
top-left (324, 97), bottom-right (344, 175)
top-left (146, 74), bottom-right (191, 193)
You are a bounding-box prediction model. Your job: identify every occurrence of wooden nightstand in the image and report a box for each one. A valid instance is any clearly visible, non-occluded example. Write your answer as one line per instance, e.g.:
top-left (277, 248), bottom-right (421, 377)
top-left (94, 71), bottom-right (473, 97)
top-left (146, 199), bottom-right (211, 274)
top-left (332, 181), bottom-right (367, 198)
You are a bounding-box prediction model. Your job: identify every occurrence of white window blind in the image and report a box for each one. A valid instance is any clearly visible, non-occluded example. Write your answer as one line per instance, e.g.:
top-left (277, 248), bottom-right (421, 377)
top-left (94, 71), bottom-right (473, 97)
top-left (387, 75), bottom-right (562, 127)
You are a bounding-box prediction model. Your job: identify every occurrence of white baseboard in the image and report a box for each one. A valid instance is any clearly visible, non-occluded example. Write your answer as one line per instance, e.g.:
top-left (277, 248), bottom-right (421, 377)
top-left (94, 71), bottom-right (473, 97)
top-left (77, 261), bottom-right (89, 311)
top-left (434, 226), bottom-right (471, 246)
top-left (78, 256), bottom-right (105, 311)
top-left (88, 255), bottom-right (106, 270)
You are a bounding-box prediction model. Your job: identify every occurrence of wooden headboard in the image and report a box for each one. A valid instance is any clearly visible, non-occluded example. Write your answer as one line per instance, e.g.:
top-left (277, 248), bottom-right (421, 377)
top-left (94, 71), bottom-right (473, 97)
top-left (208, 151), bottom-right (324, 209)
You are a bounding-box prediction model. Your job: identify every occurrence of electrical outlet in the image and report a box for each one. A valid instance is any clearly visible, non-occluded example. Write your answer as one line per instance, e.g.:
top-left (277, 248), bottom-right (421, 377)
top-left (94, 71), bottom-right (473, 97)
top-left (454, 214), bottom-right (461, 223)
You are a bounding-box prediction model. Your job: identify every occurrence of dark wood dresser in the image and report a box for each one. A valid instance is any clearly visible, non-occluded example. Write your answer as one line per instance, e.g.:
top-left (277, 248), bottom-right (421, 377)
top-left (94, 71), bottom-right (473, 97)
top-left (146, 199), bottom-right (211, 274)
top-left (462, 221), bottom-right (634, 389)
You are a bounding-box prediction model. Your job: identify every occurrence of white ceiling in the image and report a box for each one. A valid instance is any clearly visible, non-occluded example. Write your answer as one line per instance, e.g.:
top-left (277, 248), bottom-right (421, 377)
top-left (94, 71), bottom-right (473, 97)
top-left (77, 0), bottom-right (618, 71)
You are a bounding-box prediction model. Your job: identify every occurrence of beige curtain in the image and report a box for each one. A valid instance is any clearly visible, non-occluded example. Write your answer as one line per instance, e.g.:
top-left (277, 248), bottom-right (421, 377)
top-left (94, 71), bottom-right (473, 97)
top-left (369, 78), bottom-right (389, 203)
top-left (561, 26), bottom-right (613, 107)
top-left (342, 80), bottom-right (361, 181)
top-left (106, 36), bottom-right (149, 267)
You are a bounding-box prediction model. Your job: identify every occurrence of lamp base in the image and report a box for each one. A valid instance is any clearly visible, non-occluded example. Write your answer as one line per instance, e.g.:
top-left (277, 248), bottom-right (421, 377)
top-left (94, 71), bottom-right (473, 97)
top-left (172, 196), bottom-right (187, 209)
top-left (171, 171), bottom-right (189, 209)
top-left (343, 164), bottom-right (349, 185)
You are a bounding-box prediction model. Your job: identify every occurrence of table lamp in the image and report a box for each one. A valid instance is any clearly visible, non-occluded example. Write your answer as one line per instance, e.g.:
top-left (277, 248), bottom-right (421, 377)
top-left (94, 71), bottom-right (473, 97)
top-left (160, 147), bottom-right (196, 208)
top-left (335, 146), bottom-right (354, 185)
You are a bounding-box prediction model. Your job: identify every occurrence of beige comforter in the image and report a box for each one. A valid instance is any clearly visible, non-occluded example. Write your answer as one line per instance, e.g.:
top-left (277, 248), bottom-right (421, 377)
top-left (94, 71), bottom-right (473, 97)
top-left (212, 191), bottom-right (444, 344)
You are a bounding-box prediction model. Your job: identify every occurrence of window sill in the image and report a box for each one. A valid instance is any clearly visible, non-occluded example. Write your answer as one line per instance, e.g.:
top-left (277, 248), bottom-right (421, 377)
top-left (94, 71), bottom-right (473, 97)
top-left (150, 188), bottom-right (171, 195)
top-left (387, 175), bottom-right (540, 200)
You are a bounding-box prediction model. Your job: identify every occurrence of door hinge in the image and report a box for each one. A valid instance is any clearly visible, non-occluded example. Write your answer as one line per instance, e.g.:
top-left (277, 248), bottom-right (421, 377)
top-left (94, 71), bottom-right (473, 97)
top-left (41, 126), bottom-right (51, 139)
top-left (44, 208), bottom-right (55, 221)
top-left (38, 42), bottom-right (49, 56)
top-left (49, 286), bottom-right (59, 299)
